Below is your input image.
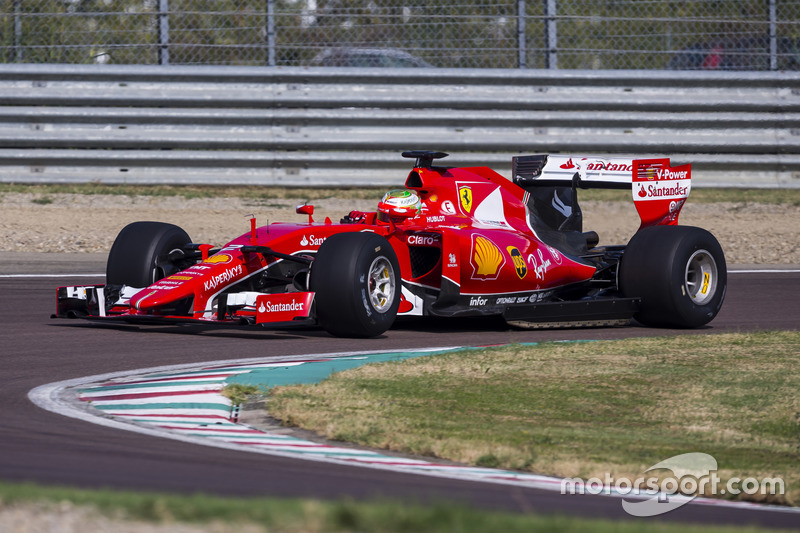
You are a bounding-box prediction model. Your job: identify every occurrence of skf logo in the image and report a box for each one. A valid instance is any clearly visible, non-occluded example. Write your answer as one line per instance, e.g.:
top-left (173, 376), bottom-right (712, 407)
top-left (471, 235), bottom-right (504, 280)
top-left (203, 254), bottom-right (232, 264)
top-left (459, 186), bottom-right (473, 213)
top-left (507, 246), bottom-right (527, 279)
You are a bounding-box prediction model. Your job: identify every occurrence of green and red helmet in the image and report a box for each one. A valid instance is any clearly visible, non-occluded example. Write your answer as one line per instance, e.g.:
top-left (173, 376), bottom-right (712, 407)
top-left (377, 189), bottom-right (421, 223)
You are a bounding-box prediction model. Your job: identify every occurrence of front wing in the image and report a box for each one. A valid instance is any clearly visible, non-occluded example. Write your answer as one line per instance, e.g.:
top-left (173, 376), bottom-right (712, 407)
top-left (55, 285), bottom-right (316, 329)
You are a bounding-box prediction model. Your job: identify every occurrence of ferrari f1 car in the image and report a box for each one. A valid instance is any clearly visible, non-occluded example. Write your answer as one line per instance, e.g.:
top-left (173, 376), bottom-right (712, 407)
top-left (55, 151), bottom-right (726, 338)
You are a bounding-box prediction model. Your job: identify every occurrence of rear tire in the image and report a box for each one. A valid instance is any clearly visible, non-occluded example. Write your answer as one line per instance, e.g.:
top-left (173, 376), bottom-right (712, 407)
top-left (106, 221), bottom-right (192, 287)
top-left (620, 225), bottom-right (726, 328)
top-left (310, 232), bottom-right (401, 337)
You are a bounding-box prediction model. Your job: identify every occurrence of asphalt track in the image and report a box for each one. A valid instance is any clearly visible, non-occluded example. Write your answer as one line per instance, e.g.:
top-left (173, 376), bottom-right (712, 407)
top-left (1, 254), bottom-right (799, 529)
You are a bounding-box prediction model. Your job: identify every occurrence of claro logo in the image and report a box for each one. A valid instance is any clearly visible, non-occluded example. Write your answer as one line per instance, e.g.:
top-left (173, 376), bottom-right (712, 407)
top-left (203, 265), bottom-right (243, 292)
top-left (407, 234), bottom-right (440, 246)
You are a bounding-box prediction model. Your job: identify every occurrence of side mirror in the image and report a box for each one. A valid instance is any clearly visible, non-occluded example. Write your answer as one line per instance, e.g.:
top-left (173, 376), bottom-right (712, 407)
top-left (297, 204), bottom-right (314, 223)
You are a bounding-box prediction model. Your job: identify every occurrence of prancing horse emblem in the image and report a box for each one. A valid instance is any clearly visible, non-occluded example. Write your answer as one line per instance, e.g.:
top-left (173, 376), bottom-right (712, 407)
top-left (459, 185), bottom-right (473, 213)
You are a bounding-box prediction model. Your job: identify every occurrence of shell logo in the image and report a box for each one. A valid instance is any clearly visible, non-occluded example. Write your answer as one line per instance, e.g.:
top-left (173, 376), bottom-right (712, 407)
top-left (203, 254), bottom-right (232, 264)
top-left (167, 275), bottom-right (193, 281)
top-left (471, 235), bottom-right (504, 280)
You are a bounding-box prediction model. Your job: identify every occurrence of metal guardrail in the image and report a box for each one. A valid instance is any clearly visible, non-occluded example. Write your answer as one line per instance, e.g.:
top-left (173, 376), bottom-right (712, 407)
top-left (0, 64), bottom-right (798, 188)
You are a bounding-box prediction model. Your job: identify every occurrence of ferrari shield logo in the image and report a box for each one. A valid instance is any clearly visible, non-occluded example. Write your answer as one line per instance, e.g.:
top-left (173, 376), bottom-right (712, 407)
top-left (507, 246), bottom-right (527, 279)
top-left (459, 186), bottom-right (473, 213)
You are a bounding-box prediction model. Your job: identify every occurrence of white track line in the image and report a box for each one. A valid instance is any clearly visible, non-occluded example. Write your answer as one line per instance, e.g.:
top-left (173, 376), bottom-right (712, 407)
top-left (728, 270), bottom-right (800, 274)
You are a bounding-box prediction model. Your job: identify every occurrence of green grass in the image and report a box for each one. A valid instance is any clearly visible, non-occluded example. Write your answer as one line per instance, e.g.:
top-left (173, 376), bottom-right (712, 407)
top-left (270, 332), bottom-right (800, 506)
top-left (220, 383), bottom-right (266, 406)
top-left (0, 481), bottom-right (793, 533)
top-left (30, 195), bottom-right (54, 205)
top-left (2, 183), bottom-right (799, 206)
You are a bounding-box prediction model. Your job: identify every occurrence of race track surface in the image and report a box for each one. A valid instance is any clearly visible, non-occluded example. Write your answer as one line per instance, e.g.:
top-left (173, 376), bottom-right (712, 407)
top-left (1, 255), bottom-right (798, 529)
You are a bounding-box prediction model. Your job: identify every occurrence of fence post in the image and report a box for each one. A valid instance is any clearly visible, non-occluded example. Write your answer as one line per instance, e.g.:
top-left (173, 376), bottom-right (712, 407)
top-left (267, 0), bottom-right (276, 66)
top-left (517, 0), bottom-right (526, 68)
top-left (158, 0), bottom-right (170, 65)
top-left (13, 0), bottom-right (22, 63)
top-left (769, 0), bottom-right (777, 71)
top-left (544, 0), bottom-right (557, 69)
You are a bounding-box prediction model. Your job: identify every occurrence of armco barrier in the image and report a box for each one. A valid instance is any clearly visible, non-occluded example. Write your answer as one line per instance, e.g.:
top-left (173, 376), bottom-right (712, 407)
top-left (0, 64), bottom-right (798, 187)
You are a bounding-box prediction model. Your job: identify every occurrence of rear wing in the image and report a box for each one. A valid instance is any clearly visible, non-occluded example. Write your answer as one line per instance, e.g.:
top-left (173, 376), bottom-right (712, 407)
top-left (513, 154), bottom-right (692, 228)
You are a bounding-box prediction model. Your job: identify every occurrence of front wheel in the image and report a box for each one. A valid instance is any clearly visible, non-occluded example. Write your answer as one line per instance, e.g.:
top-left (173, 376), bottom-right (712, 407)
top-left (619, 225), bottom-right (727, 328)
top-left (106, 221), bottom-right (192, 288)
top-left (310, 232), bottom-right (401, 337)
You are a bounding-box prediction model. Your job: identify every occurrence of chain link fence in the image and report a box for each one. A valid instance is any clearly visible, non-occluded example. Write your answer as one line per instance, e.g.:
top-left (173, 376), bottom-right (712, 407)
top-left (1, 0), bottom-right (797, 70)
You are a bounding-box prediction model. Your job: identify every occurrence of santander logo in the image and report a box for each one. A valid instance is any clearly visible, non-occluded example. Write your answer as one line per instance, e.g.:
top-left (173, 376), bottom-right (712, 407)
top-left (636, 182), bottom-right (689, 201)
top-left (300, 235), bottom-right (326, 247)
top-left (258, 300), bottom-right (304, 313)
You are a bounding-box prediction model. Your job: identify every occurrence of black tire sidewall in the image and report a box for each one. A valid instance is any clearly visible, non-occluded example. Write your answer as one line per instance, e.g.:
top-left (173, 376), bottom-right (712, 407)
top-left (620, 226), bottom-right (726, 328)
top-left (106, 221), bottom-right (191, 287)
top-left (310, 232), bottom-right (401, 337)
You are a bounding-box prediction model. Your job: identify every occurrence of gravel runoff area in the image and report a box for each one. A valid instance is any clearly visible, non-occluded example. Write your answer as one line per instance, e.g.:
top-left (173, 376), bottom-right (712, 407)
top-left (1, 192), bottom-right (798, 265)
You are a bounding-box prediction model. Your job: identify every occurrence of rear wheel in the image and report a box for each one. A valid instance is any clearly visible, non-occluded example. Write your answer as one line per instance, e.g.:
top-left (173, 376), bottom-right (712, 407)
top-left (106, 221), bottom-right (192, 287)
top-left (619, 225), bottom-right (726, 328)
top-left (310, 232), bottom-right (401, 337)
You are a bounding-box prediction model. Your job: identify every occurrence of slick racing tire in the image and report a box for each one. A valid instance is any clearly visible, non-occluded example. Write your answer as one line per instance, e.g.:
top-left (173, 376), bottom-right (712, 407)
top-left (620, 225), bottom-right (726, 328)
top-left (106, 221), bottom-right (192, 288)
top-left (310, 232), bottom-right (401, 338)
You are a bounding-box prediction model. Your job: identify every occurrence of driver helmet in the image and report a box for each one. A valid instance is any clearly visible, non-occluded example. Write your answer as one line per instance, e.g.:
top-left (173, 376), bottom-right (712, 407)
top-left (377, 189), bottom-right (421, 223)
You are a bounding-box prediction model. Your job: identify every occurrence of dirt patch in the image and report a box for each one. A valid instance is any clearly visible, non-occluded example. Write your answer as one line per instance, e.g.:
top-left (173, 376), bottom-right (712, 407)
top-left (1, 193), bottom-right (798, 264)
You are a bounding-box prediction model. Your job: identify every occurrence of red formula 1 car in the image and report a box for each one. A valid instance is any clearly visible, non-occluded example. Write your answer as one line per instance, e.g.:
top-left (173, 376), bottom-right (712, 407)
top-left (55, 151), bottom-right (726, 338)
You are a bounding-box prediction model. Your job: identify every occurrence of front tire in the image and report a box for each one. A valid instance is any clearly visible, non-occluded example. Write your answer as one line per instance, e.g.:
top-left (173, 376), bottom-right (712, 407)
top-left (310, 232), bottom-right (401, 337)
top-left (106, 221), bottom-right (192, 287)
top-left (620, 225), bottom-right (726, 328)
